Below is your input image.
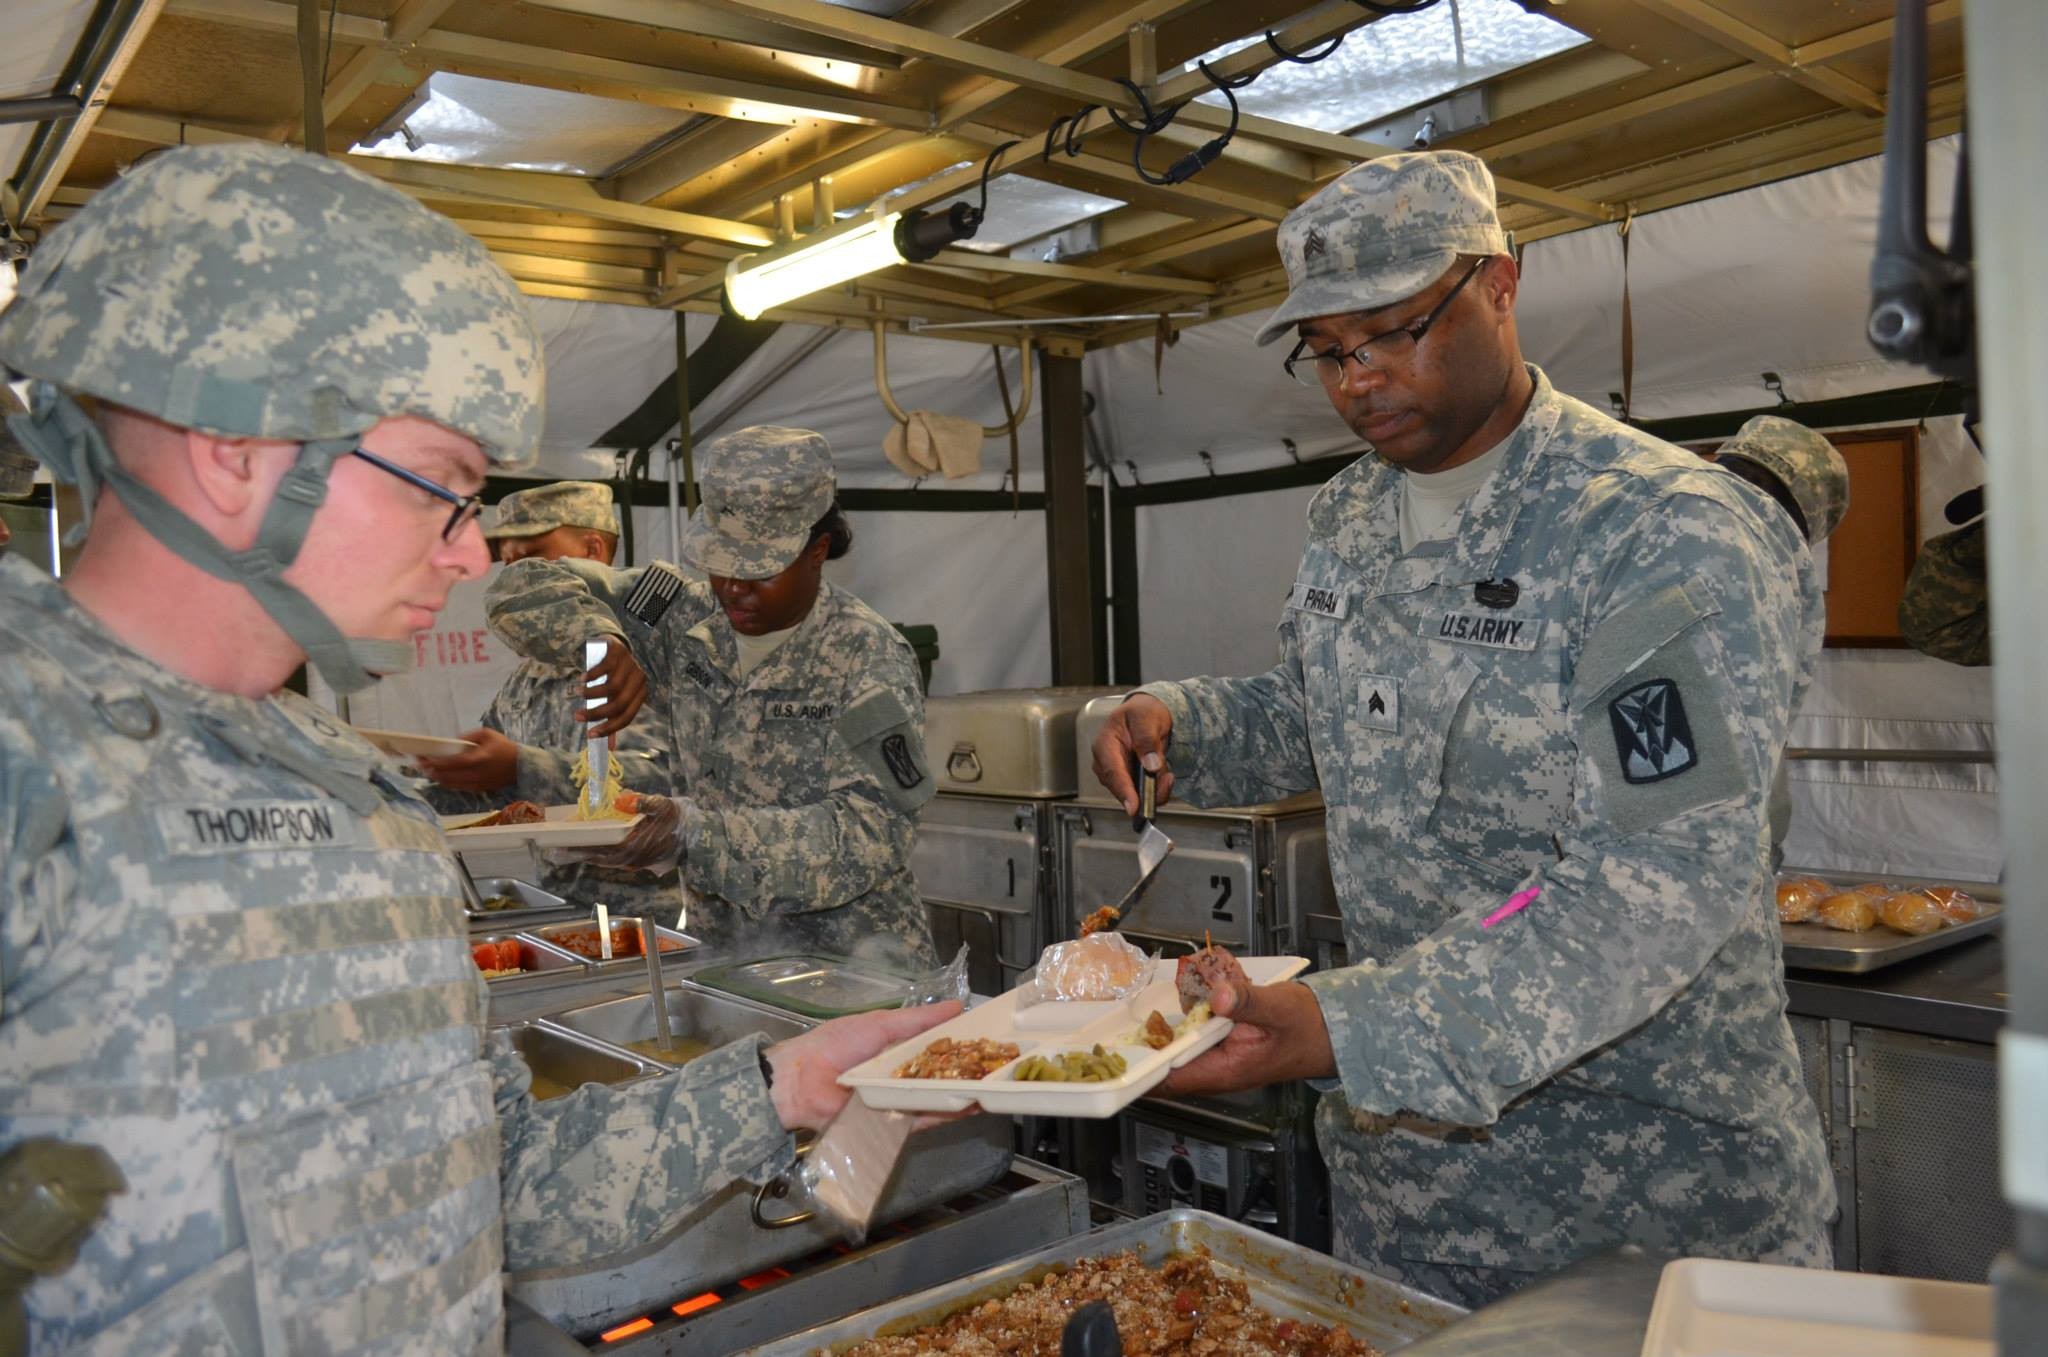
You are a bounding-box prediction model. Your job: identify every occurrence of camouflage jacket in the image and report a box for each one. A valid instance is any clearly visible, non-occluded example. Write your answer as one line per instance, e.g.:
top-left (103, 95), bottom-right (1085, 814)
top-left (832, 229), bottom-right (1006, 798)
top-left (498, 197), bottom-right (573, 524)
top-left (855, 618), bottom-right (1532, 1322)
top-left (424, 649), bottom-right (681, 914)
top-left (486, 562), bottom-right (938, 968)
top-left (1140, 368), bottom-right (1834, 1303)
top-left (1898, 518), bottom-right (1990, 666)
top-left (0, 555), bottom-right (790, 1353)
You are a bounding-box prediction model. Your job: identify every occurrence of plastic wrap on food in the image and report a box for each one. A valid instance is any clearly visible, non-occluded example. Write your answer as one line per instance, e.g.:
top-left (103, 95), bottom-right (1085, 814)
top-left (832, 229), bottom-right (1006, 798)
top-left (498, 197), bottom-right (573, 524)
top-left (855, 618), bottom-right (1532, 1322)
top-left (1775, 876), bottom-right (1831, 924)
top-left (1026, 933), bottom-right (1154, 1005)
top-left (796, 1097), bottom-right (915, 1246)
top-left (1920, 885), bottom-right (1982, 925)
top-left (899, 945), bottom-right (973, 1007)
top-left (1816, 892), bottom-right (1881, 932)
top-left (1877, 891), bottom-right (1947, 936)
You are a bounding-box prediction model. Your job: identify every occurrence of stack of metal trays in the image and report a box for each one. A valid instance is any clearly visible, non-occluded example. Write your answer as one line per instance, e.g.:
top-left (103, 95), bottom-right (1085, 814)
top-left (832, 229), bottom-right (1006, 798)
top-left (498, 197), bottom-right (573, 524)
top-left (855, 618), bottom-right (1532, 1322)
top-left (749, 1208), bottom-right (1467, 1355)
top-left (690, 953), bottom-right (918, 1020)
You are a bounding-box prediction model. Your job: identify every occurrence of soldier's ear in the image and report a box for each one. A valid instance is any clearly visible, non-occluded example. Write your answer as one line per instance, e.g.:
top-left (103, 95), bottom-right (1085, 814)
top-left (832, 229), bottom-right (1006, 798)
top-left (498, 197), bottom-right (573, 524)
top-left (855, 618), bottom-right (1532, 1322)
top-left (1482, 253), bottom-right (1519, 314)
top-left (185, 428), bottom-right (273, 524)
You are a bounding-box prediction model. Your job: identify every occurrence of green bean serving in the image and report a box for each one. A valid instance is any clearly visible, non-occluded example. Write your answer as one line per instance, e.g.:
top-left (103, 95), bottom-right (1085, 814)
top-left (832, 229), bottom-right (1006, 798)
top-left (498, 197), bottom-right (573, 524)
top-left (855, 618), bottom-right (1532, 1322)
top-left (1011, 1045), bottom-right (1129, 1082)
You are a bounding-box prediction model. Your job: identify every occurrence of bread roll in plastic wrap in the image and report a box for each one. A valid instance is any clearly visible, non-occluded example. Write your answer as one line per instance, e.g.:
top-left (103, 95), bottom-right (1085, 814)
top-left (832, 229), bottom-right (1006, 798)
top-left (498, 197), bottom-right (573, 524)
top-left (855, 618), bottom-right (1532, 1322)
top-left (1030, 932), bottom-right (1151, 1002)
top-left (1878, 891), bottom-right (1946, 935)
top-left (1776, 877), bottom-right (1831, 924)
top-left (1816, 892), bottom-right (1880, 932)
top-left (1921, 885), bottom-right (1982, 924)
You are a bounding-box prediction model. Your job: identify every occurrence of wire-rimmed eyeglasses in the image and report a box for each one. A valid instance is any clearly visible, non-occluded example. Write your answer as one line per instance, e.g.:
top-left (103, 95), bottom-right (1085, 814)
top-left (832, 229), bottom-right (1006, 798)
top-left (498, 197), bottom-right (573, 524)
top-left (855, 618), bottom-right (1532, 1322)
top-left (350, 447), bottom-right (484, 542)
top-left (1283, 256), bottom-right (1490, 389)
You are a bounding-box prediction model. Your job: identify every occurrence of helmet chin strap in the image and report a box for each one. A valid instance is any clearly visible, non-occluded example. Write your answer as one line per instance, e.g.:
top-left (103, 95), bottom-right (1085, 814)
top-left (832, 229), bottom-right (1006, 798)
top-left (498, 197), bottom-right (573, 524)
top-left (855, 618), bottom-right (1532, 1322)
top-left (9, 383), bottom-right (416, 694)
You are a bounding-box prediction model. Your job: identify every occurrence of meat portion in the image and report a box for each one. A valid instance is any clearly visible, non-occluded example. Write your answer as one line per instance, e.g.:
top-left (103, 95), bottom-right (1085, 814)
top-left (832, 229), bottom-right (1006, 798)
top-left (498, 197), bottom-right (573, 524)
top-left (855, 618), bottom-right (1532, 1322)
top-left (1175, 945), bottom-right (1248, 1015)
top-left (893, 1036), bottom-right (1020, 1080)
top-left (1078, 906), bottom-right (1120, 937)
top-left (835, 1250), bottom-right (1380, 1357)
top-left (471, 800), bottom-right (545, 828)
top-left (1141, 1010), bottom-right (1176, 1050)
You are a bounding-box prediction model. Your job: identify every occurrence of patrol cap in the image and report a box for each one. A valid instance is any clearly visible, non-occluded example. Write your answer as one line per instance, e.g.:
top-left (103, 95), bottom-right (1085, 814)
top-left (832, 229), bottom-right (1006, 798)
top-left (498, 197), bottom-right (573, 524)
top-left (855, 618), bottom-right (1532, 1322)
top-left (1717, 415), bottom-right (1850, 544)
top-left (0, 142), bottom-right (544, 465)
top-left (680, 425), bottom-right (835, 579)
top-left (1256, 149), bottom-right (1509, 347)
top-left (485, 481), bottom-right (620, 540)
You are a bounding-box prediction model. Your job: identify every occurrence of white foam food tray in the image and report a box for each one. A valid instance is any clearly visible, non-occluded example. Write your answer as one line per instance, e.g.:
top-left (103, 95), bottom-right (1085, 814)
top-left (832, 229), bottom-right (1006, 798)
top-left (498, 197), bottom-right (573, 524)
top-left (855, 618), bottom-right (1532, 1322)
top-left (355, 726), bottom-right (475, 758)
top-left (841, 955), bottom-right (1309, 1119)
top-left (441, 804), bottom-right (642, 850)
top-left (1640, 1259), bottom-right (1993, 1357)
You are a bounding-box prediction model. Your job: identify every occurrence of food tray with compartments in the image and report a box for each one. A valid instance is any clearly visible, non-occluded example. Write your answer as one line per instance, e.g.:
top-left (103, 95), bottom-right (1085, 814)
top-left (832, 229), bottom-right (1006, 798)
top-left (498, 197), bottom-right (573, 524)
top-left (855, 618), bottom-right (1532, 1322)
top-left (441, 804), bottom-right (643, 850)
top-left (1777, 870), bottom-right (2002, 974)
top-left (839, 955), bottom-right (1308, 1118)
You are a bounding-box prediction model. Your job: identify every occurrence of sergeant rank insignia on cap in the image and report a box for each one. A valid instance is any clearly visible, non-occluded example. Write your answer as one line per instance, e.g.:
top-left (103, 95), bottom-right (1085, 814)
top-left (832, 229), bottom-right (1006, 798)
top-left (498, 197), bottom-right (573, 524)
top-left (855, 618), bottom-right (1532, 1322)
top-left (1303, 227), bottom-right (1328, 261)
top-left (1608, 679), bottom-right (1696, 784)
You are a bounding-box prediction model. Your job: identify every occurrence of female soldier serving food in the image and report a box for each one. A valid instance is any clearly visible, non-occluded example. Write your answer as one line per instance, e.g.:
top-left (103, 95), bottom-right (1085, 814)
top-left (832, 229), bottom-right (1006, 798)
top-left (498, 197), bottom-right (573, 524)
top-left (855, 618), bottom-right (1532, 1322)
top-left (486, 427), bottom-right (939, 967)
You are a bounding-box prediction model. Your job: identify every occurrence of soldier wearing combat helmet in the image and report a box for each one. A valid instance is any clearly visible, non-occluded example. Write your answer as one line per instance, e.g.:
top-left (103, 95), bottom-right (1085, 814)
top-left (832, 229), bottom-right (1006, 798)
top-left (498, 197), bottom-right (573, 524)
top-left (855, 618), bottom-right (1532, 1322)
top-left (483, 425), bottom-right (939, 965)
top-left (1092, 150), bottom-right (1834, 1305)
top-left (0, 144), bottom-right (954, 1354)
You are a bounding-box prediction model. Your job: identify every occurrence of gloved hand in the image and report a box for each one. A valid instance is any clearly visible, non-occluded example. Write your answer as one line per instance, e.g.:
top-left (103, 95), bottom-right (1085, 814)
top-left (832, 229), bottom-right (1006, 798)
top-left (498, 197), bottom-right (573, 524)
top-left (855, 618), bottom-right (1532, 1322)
top-left (551, 793), bottom-right (698, 874)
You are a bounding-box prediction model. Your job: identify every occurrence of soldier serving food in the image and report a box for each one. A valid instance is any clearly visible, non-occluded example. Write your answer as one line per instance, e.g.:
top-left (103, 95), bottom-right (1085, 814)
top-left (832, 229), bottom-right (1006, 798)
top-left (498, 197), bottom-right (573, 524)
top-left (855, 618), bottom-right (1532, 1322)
top-left (483, 426), bottom-right (941, 966)
top-left (1091, 150), bottom-right (1836, 1306)
top-left (0, 143), bottom-right (955, 1353)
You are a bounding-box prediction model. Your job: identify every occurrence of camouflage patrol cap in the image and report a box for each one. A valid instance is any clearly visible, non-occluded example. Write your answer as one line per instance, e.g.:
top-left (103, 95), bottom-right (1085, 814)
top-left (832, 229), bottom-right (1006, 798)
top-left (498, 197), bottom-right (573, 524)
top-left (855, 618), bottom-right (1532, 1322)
top-left (1255, 150), bottom-right (1509, 347)
top-left (681, 425), bottom-right (834, 578)
top-left (1717, 415), bottom-right (1850, 543)
top-left (0, 142), bottom-right (543, 465)
top-left (484, 480), bottom-right (620, 540)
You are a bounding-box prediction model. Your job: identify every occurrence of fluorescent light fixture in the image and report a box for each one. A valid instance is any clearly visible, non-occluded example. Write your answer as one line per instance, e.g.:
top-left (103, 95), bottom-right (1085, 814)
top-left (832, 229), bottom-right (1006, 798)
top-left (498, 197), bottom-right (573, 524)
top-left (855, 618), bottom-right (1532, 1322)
top-left (723, 201), bottom-right (983, 319)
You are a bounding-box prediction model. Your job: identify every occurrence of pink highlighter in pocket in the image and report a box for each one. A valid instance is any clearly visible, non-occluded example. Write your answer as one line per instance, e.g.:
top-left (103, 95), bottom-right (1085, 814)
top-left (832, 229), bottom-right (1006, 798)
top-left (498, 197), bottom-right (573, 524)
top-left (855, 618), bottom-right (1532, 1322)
top-left (1482, 885), bottom-right (1542, 929)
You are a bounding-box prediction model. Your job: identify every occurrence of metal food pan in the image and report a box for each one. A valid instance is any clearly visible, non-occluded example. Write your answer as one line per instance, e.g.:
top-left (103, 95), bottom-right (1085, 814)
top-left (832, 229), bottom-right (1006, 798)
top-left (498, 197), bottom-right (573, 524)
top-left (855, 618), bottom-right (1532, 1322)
top-left (473, 934), bottom-right (590, 996)
top-left (467, 877), bottom-right (584, 930)
top-left (522, 918), bottom-right (699, 972)
top-left (1777, 870), bottom-right (2004, 973)
top-left (546, 985), bottom-right (810, 1064)
top-left (749, 1208), bottom-right (1465, 1355)
top-left (504, 1019), bottom-right (665, 1102)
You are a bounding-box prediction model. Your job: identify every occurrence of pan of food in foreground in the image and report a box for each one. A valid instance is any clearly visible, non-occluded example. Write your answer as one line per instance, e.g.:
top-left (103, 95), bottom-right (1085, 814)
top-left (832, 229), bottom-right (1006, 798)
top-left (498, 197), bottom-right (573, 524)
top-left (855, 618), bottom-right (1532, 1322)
top-left (463, 876), bottom-right (584, 929)
top-left (748, 1208), bottom-right (1465, 1357)
top-left (838, 938), bottom-right (1308, 1118)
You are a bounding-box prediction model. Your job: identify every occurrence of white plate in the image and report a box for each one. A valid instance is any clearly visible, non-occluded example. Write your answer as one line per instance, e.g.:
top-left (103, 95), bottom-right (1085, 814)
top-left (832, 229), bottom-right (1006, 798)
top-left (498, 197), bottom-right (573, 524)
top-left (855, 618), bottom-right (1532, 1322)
top-left (354, 726), bottom-right (476, 759)
top-left (842, 955), bottom-right (1309, 1119)
top-left (440, 804), bottom-right (642, 850)
top-left (1639, 1258), bottom-right (1992, 1357)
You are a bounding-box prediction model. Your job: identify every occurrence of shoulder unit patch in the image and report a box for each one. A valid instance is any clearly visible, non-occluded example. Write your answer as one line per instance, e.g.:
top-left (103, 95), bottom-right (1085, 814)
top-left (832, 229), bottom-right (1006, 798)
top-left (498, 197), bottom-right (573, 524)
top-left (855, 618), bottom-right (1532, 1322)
top-left (1607, 679), bottom-right (1697, 784)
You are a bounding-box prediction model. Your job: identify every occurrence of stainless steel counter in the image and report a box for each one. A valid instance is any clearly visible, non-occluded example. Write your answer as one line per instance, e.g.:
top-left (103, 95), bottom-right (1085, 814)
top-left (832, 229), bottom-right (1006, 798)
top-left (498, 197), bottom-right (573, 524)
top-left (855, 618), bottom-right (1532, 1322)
top-left (1786, 933), bottom-right (2008, 1044)
top-left (1393, 1248), bottom-right (1668, 1357)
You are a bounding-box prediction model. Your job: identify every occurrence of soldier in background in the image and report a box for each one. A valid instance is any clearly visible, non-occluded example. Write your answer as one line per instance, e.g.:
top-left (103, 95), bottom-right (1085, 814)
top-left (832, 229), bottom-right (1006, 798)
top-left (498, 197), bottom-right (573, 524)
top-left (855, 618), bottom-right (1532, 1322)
top-left (1092, 150), bottom-right (1833, 1307)
top-left (419, 480), bottom-right (681, 917)
top-left (485, 428), bottom-right (940, 967)
top-left (1712, 415), bottom-right (1851, 867)
top-left (0, 144), bottom-right (954, 1354)
top-left (1899, 482), bottom-right (1990, 666)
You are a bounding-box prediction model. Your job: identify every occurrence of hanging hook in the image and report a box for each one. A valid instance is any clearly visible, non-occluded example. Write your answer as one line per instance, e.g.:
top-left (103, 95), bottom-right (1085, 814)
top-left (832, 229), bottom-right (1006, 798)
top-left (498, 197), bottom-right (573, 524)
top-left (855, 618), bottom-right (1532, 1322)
top-left (873, 320), bottom-right (1034, 437)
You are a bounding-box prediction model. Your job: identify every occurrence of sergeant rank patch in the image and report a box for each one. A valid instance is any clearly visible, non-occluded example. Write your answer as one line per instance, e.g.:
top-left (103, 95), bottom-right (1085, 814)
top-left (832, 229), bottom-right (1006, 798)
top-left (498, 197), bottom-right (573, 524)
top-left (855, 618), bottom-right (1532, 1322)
top-left (1607, 679), bottom-right (1696, 784)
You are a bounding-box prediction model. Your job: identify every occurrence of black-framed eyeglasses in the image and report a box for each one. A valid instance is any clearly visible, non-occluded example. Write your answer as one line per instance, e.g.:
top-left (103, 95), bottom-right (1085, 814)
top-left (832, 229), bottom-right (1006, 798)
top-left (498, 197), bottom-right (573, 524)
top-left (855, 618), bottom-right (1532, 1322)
top-left (1283, 256), bottom-right (1490, 390)
top-left (350, 448), bottom-right (484, 542)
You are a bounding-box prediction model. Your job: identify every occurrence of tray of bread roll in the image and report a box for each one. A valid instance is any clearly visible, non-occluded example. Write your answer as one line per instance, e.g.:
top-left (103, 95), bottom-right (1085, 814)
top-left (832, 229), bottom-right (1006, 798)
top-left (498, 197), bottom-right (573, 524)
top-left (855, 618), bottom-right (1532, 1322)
top-left (839, 934), bottom-right (1308, 1118)
top-left (1776, 870), bottom-right (2002, 973)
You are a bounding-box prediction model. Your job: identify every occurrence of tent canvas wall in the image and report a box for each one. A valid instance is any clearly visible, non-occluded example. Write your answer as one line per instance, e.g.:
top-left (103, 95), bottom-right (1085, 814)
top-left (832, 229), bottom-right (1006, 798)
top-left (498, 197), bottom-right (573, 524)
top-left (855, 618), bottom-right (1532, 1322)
top-left (339, 135), bottom-right (1997, 885)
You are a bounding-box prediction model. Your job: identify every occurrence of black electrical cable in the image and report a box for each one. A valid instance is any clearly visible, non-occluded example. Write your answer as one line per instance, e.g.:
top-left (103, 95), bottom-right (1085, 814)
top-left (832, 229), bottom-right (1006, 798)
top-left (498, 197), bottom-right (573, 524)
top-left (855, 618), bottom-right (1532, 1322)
top-left (1132, 60), bottom-right (1242, 187)
top-left (1353, 0), bottom-right (1442, 13)
top-left (973, 139), bottom-right (1020, 223)
top-left (1264, 27), bottom-right (1345, 63)
top-left (1106, 77), bottom-right (1180, 137)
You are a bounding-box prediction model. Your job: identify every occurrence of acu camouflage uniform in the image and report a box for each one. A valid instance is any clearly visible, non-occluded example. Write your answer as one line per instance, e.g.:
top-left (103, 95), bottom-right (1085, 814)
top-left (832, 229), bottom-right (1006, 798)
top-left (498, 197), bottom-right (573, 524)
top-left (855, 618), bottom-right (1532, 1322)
top-left (428, 483), bottom-right (682, 916)
top-left (1145, 152), bottom-right (1835, 1309)
top-left (1899, 518), bottom-right (1990, 666)
top-left (0, 145), bottom-right (791, 1355)
top-left (486, 427), bottom-right (938, 968)
top-left (1714, 415), bottom-right (1850, 862)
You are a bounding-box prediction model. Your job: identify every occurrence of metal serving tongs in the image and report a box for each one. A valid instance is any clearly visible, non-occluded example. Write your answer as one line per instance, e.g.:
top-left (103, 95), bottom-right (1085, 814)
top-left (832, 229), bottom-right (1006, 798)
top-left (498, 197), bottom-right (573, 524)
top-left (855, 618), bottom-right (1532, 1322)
top-left (1062, 1300), bottom-right (1122, 1357)
top-left (1102, 764), bottom-right (1174, 933)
